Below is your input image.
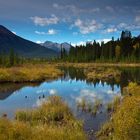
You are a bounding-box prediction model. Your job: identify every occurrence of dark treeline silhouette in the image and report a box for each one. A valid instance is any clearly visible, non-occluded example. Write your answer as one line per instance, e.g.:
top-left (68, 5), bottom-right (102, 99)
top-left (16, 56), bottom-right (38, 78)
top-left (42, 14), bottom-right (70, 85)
top-left (0, 49), bottom-right (22, 67)
top-left (61, 31), bottom-right (140, 62)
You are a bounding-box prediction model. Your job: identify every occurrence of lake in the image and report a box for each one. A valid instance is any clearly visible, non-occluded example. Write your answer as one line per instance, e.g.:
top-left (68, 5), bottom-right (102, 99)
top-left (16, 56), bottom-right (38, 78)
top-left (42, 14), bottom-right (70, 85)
top-left (0, 66), bottom-right (139, 139)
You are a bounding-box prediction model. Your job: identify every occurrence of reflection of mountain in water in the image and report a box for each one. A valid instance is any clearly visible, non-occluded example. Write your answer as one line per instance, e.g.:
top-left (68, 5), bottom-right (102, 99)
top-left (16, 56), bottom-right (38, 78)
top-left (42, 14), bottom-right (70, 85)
top-left (0, 83), bottom-right (41, 100)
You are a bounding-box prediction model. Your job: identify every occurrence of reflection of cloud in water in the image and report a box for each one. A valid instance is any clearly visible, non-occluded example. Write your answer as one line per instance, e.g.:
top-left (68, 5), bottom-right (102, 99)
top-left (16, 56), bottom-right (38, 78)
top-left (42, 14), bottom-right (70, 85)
top-left (49, 89), bottom-right (58, 95)
top-left (34, 98), bottom-right (46, 107)
top-left (36, 89), bottom-right (47, 94)
top-left (73, 88), bottom-right (79, 92)
top-left (74, 88), bottom-right (121, 104)
top-left (107, 90), bottom-right (118, 95)
top-left (36, 88), bottom-right (58, 95)
top-left (75, 89), bottom-right (97, 103)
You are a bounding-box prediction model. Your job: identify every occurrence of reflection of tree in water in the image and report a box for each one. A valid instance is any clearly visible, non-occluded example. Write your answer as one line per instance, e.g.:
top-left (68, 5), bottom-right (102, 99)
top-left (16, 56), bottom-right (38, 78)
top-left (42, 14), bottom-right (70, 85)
top-left (120, 67), bottom-right (140, 93)
top-left (1, 67), bottom-right (140, 100)
top-left (61, 66), bottom-right (86, 81)
top-left (62, 66), bottom-right (140, 93)
top-left (0, 83), bottom-right (41, 100)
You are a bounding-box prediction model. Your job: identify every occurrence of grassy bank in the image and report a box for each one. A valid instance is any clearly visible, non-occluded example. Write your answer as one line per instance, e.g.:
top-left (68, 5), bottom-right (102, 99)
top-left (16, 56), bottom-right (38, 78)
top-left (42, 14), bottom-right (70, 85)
top-left (96, 82), bottom-right (140, 140)
top-left (0, 63), bottom-right (63, 82)
top-left (0, 96), bottom-right (86, 140)
top-left (57, 62), bottom-right (140, 68)
top-left (58, 63), bottom-right (122, 82)
top-left (0, 62), bottom-right (139, 83)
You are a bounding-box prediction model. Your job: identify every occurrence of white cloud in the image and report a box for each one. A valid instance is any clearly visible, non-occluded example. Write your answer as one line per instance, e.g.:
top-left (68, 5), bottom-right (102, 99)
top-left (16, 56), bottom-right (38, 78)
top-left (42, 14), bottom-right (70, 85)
top-left (35, 31), bottom-right (47, 35)
top-left (72, 41), bottom-right (86, 46)
top-left (74, 19), bottom-right (102, 34)
top-left (53, 3), bottom-right (100, 14)
top-left (117, 23), bottom-right (128, 29)
top-left (36, 41), bottom-right (43, 44)
top-left (49, 89), bottom-right (58, 95)
top-left (31, 14), bottom-right (59, 26)
top-left (117, 22), bottom-right (140, 30)
top-left (96, 39), bottom-right (111, 44)
top-left (47, 29), bottom-right (57, 35)
top-left (35, 29), bottom-right (57, 35)
top-left (72, 39), bottom-right (111, 46)
top-left (105, 28), bottom-right (117, 33)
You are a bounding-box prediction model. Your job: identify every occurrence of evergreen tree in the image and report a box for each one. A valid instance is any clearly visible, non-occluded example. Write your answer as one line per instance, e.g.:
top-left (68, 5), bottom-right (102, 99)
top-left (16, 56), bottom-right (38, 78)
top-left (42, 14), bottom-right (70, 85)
top-left (9, 49), bottom-right (15, 66)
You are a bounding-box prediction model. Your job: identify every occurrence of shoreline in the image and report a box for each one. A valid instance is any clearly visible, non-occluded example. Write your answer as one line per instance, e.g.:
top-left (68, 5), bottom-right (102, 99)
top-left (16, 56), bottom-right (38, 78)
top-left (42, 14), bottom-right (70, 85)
top-left (56, 62), bottom-right (140, 67)
top-left (0, 62), bottom-right (139, 83)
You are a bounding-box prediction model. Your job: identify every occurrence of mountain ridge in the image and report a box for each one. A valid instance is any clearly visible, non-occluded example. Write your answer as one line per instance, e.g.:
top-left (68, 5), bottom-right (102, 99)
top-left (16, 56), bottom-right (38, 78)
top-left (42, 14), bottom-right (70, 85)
top-left (41, 41), bottom-right (72, 52)
top-left (0, 25), bottom-right (58, 58)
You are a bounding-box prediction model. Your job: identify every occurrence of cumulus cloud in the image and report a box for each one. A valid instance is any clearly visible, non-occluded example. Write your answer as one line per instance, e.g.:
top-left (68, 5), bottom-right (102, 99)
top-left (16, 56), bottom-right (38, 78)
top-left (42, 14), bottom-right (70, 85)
top-left (105, 27), bottom-right (117, 33)
top-left (71, 41), bottom-right (87, 46)
top-left (53, 3), bottom-right (100, 14)
top-left (96, 38), bottom-right (111, 44)
top-left (35, 31), bottom-right (47, 35)
top-left (72, 39), bottom-right (111, 46)
top-left (47, 29), bottom-right (57, 35)
top-left (117, 22), bottom-right (140, 30)
top-left (74, 19), bottom-right (102, 34)
top-left (36, 40), bottom-right (43, 44)
top-left (31, 14), bottom-right (59, 26)
top-left (35, 29), bottom-right (57, 35)
top-left (117, 22), bottom-right (128, 29)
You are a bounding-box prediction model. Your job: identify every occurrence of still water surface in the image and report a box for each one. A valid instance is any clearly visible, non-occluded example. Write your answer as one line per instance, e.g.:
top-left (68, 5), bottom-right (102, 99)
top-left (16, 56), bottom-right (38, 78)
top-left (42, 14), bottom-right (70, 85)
top-left (0, 67), bottom-right (139, 139)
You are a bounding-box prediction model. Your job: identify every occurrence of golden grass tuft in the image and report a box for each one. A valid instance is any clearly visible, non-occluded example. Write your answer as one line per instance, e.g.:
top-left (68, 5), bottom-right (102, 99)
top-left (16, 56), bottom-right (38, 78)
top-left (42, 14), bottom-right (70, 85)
top-left (97, 83), bottom-right (140, 140)
top-left (0, 96), bottom-right (87, 140)
top-left (0, 64), bottom-right (63, 82)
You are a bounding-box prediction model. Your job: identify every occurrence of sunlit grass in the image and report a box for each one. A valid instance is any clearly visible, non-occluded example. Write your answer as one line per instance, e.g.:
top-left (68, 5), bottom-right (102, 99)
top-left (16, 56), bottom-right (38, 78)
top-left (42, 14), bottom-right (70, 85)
top-left (106, 96), bottom-right (121, 112)
top-left (86, 67), bottom-right (121, 81)
top-left (96, 83), bottom-right (140, 140)
top-left (0, 64), bottom-right (63, 82)
top-left (77, 98), bottom-right (102, 116)
top-left (0, 96), bottom-right (87, 140)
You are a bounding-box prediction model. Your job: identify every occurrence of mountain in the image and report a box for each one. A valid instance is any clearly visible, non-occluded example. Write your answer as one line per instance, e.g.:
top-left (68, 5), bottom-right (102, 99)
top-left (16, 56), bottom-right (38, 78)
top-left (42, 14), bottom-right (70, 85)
top-left (0, 25), bottom-right (58, 58)
top-left (41, 41), bottom-right (72, 53)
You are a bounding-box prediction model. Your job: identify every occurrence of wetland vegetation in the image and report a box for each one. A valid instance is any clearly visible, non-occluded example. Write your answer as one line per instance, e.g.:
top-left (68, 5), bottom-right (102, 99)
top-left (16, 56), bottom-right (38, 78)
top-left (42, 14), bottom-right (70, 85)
top-left (0, 63), bottom-right (139, 140)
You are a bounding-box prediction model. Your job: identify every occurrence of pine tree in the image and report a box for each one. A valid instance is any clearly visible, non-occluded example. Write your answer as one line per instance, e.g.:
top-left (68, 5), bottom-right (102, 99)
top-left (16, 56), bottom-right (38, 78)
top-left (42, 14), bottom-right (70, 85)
top-left (115, 45), bottom-right (121, 61)
top-left (9, 49), bottom-right (15, 66)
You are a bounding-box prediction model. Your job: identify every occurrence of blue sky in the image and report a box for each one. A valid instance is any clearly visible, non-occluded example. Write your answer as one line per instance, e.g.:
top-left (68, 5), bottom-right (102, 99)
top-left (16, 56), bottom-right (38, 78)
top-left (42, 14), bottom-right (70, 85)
top-left (0, 0), bottom-right (140, 45)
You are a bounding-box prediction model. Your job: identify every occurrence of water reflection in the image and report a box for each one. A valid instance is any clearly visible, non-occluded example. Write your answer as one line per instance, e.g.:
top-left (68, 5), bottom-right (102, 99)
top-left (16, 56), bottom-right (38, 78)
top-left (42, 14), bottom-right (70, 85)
top-left (0, 83), bottom-right (41, 100)
top-left (61, 66), bottom-right (140, 92)
top-left (0, 66), bottom-right (139, 140)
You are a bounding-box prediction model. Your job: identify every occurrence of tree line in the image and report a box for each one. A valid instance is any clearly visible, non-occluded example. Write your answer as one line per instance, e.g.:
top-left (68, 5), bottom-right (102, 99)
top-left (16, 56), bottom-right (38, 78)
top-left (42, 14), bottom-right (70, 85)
top-left (60, 30), bottom-right (140, 62)
top-left (0, 49), bottom-right (22, 67)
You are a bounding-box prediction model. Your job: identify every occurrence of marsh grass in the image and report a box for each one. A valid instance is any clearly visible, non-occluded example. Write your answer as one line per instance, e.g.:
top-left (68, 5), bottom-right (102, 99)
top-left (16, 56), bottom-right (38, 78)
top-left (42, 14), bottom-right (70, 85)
top-left (0, 96), bottom-right (86, 140)
top-left (0, 64), bottom-right (63, 82)
top-left (77, 98), bottom-right (86, 111)
top-left (77, 98), bottom-right (102, 116)
top-left (86, 67), bottom-right (121, 82)
top-left (97, 83), bottom-right (140, 140)
top-left (106, 96), bottom-right (121, 113)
